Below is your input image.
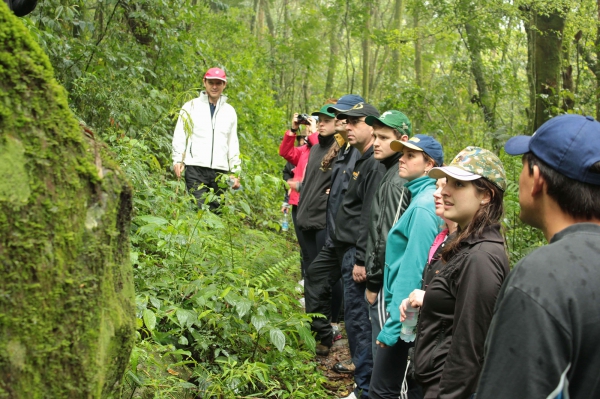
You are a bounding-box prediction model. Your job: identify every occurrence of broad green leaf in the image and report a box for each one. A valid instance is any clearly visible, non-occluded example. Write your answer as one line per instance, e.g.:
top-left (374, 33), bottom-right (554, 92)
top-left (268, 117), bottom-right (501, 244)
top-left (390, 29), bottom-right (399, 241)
top-left (235, 299), bottom-right (252, 318)
top-left (269, 328), bottom-right (286, 352)
top-left (251, 314), bottom-right (267, 332)
top-left (142, 309), bottom-right (156, 331)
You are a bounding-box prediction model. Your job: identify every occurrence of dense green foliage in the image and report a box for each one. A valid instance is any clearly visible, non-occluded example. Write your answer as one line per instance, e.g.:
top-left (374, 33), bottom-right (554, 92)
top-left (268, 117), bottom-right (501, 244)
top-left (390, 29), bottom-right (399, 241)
top-left (14, 0), bottom-right (600, 396)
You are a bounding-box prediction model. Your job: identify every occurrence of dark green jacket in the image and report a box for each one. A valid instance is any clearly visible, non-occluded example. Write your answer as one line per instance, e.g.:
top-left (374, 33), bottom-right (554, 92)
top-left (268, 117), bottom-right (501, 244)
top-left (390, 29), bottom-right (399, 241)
top-left (365, 152), bottom-right (410, 293)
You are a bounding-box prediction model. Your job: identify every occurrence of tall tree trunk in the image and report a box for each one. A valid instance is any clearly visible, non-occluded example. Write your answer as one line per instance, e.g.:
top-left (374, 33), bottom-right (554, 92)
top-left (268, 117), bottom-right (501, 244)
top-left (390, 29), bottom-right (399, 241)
top-left (391, 0), bottom-right (403, 81)
top-left (527, 7), bottom-right (567, 131)
top-left (463, 22), bottom-right (495, 130)
top-left (324, 24), bottom-right (339, 99)
top-left (413, 2), bottom-right (422, 132)
top-left (362, 1), bottom-right (372, 100)
top-left (0, 5), bottom-right (135, 397)
top-left (261, 0), bottom-right (274, 37)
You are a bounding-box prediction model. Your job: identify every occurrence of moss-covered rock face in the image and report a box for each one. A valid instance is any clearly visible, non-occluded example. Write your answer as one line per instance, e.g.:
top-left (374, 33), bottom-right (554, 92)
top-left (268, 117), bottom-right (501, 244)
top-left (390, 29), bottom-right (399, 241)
top-left (0, 3), bottom-right (135, 398)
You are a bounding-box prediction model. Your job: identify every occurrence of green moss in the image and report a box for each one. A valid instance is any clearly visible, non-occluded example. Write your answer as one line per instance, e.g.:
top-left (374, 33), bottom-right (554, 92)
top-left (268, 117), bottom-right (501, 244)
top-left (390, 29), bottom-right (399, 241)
top-left (0, 3), bottom-right (135, 398)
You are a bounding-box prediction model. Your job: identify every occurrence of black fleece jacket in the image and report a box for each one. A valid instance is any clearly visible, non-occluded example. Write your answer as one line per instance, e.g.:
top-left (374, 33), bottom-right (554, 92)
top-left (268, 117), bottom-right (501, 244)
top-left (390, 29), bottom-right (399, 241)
top-left (414, 224), bottom-right (509, 399)
top-left (332, 145), bottom-right (386, 265)
top-left (365, 152), bottom-right (410, 292)
top-left (296, 134), bottom-right (335, 230)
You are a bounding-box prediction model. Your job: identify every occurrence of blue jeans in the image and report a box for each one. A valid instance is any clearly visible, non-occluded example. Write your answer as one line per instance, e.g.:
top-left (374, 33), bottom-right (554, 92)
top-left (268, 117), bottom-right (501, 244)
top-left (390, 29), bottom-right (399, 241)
top-left (366, 289), bottom-right (385, 362)
top-left (337, 247), bottom-right (372, 398)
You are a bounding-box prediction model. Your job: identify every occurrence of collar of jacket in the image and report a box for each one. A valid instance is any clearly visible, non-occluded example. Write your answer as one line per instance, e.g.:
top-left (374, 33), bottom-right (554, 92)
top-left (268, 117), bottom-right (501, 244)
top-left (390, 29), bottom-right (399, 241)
top-left (318, 133), bottom-right (336, 147)
top-left (381, 151), bottom-right (402, 170)
top-left (405, 175), bottom-right (435, 196)
top-left (199, 91), bottom-right (228, 105)
top-left (334, 133), bottom-right (346, 148)
top-left (357, 145), bottom-right (375, 161)
top-left (460, 223), bottom-right (504, 246)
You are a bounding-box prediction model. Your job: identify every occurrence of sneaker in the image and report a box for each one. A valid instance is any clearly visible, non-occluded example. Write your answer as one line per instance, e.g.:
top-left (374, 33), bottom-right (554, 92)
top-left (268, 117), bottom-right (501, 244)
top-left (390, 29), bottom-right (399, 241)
top-left (315, 343), bottom-right (331, 356)
top-left (339, 392), bottom-right (357, 399)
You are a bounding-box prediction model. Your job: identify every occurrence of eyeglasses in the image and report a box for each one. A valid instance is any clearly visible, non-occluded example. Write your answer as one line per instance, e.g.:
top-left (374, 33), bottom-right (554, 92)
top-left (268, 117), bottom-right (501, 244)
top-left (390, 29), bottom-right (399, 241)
top-left (346, 118), bottom-right (366, 126)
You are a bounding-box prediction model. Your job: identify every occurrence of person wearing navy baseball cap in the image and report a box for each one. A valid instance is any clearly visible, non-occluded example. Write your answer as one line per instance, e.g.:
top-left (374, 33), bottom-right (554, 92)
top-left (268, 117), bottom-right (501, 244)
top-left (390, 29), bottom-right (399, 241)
top-left (477, 114), bottom-right (600, 399)
top-left (172, 66), bottom-right (241, 210)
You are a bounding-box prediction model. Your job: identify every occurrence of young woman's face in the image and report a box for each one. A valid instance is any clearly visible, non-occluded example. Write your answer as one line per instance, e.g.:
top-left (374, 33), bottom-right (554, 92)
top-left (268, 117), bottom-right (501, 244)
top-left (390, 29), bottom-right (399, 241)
top-left (318, 115), bottom-right (337, 136)
top-left (441, 176), bottom-right (489, 229)
top-left (433, 178), bottom-right (447, 218)
top-left (399, 148), bottom-right (433, 181)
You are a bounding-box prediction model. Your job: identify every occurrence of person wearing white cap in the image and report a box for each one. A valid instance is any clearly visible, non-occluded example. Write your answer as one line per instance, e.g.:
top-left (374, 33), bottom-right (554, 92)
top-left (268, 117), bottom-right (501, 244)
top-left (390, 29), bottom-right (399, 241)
top-left (172, 67), bottom-right (241, 210)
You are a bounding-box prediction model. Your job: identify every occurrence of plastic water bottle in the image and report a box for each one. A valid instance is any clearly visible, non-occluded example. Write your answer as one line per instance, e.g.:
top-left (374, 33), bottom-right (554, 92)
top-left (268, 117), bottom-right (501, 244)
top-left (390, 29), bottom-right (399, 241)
top-left (400, 305), bottom-right (419, 342)
top-left (281, 209), bottom-right (289, 232)
top-left (227, 177), bottom-right (242, 191)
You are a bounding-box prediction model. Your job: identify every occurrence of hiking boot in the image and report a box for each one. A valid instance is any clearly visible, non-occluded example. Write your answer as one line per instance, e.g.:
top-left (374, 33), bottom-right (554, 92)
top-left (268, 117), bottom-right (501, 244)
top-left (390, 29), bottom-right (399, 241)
top-left (315, 343), bottom-right (331, 356)
top-left (333, 360), bottom-right (355, 374)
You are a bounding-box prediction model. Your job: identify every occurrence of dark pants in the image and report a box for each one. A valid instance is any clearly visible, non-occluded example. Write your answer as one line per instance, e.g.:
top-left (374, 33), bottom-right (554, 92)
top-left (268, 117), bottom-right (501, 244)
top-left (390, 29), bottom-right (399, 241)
top-left (369, 340), bottom-right (423, 399)
top-left (184, 165), bottom-right (226, 211)
top-left (305, 246), bottom-right (343, 345)
top-left (337, 247), bottom-right (372, 399)
top-left (291, 205), bottom-right (310, 278)
top-left (300, 228), bottom-right (327, 270)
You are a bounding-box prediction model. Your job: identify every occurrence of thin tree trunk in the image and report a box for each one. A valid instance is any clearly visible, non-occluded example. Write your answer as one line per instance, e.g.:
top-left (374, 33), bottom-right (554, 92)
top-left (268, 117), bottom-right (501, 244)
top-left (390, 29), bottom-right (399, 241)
top-left (392, 0), bottom-right (403, 81)
top-left (413, 1), bottom-right (422, 132)
top-left (324, 24), bottom-right (339, 99)
top-left (463, 22), bottom-right (495, 130)
top-left (362, 1), bottom-right (372, 100)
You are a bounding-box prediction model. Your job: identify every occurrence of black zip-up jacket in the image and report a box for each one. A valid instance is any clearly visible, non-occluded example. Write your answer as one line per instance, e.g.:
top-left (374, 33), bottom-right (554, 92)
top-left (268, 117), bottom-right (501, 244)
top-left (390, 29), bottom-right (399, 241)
top-left (332, 146), bottom-right (386, 265)
top-left (325, 138), bottom-right (360, 247)
top-left (365, 152), bottom-right (410, 293)
top-left (477, 223), bottom-right (600, 399)
top-left (296, 134), bottom-right (335, 231)
top-left (414, 224), bottom-right (509, 399)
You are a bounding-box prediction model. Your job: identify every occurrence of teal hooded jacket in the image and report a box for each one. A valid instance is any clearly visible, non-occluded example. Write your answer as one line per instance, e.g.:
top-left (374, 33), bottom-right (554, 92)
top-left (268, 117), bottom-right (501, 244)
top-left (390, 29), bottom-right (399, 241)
top-left (377, 175), bottom-right (440, 346)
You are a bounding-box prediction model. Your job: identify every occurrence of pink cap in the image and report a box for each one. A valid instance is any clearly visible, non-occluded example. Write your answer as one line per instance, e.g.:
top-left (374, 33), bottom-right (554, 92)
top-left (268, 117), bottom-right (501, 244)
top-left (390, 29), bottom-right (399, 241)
top-left (204, 67), bottom-right (227, 82)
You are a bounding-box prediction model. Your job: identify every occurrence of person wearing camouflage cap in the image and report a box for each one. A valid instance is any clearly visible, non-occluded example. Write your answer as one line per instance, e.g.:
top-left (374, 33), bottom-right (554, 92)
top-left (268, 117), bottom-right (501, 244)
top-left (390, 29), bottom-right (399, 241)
top-left (400, 146), bottom-right (509, 399)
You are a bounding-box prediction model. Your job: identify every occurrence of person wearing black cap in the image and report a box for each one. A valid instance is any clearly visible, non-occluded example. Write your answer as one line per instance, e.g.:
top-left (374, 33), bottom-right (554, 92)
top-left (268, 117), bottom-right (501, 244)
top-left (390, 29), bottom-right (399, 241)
top-left (477, 114), bottom-right (600, 399)
top-left (332, 102), bottom-right (386, 399)
top-left (304, 95), bottom-right (365, 359)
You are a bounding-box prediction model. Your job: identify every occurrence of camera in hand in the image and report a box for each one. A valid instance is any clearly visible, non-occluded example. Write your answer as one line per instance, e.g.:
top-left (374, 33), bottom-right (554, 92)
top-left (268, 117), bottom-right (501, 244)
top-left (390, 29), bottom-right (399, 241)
top-left (297, 114), bottom-right (311, 125)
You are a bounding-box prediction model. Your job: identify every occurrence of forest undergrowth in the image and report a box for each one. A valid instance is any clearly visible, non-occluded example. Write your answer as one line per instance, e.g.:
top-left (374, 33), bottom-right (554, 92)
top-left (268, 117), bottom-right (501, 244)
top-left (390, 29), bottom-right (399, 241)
top-left (16, 1), bottom-right (556, 396)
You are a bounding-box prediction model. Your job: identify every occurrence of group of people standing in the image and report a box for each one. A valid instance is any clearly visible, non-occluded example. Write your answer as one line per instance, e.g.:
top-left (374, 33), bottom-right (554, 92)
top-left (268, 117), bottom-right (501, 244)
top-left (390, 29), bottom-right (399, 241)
top-left (277, 94), bottom-right (509, 399)
top-left (277, 96), bottom-right (600, 399)
top-left (171, 68), bottom-right (600, 399)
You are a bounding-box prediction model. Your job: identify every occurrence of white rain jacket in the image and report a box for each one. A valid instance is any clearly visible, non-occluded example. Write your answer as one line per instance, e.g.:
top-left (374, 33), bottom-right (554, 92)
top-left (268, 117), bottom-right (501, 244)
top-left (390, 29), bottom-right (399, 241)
top-left (172, 92), bottom-right (241, 173)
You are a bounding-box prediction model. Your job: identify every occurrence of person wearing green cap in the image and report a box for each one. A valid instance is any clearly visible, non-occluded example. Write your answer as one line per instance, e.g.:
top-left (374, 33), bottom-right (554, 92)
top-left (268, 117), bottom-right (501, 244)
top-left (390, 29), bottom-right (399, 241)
top-left (399, 146), bottom-right (509, 399)
top-left (362, 110), bottom-right (412, 363)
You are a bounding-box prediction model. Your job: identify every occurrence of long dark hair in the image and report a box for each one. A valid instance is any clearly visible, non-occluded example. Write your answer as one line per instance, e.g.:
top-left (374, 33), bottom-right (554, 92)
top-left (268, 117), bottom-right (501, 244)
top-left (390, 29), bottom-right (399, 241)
top-left (441, 178), bottom-right (504, 262)
top-left (321, 141), bottom-right (341, 171)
